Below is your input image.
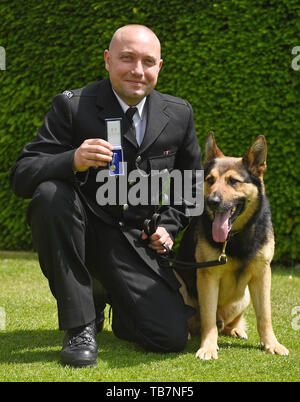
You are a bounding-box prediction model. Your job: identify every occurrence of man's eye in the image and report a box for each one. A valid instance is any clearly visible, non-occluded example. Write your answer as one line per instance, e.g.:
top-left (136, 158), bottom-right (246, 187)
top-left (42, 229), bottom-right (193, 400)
top-left (144, 59), bottom-right (155, 66)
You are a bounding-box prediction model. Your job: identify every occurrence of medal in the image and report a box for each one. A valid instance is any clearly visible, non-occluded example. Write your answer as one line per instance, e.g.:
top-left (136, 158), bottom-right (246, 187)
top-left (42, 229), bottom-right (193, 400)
top-left (106, 118), bottom-right (124, 176)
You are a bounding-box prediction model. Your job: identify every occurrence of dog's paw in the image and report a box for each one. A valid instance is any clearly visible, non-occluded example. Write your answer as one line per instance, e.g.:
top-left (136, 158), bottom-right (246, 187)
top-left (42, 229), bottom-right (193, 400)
top-left (262, 341), bottom-right (289, 356)
top-left (195, 346), bottom-right (218, 360)
top-left (226, 327), bottom-right (248, 339)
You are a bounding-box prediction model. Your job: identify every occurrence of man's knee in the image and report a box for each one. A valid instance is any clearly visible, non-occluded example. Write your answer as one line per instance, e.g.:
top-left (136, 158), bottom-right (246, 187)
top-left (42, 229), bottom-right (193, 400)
top-left (28, 179), bottom-right (77, 221)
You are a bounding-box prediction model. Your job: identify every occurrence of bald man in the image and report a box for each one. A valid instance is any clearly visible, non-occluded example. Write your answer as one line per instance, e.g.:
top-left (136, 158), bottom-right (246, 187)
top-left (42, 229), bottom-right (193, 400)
top-left (10, 25), bottom-right (202, 367)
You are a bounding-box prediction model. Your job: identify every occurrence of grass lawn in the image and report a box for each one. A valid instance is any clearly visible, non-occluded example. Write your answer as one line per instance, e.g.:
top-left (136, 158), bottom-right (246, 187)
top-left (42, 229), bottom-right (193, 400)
top-left (0, 250), bottom-right (299, 382)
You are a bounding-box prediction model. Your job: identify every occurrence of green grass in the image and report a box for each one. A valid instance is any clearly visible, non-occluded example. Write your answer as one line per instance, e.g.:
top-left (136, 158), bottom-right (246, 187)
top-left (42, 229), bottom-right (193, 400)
top-left (0, 251), bottom-right (299, 382)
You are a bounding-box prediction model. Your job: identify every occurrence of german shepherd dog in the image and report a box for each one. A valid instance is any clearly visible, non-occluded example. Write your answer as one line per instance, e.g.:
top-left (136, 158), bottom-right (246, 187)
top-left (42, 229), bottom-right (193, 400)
top-left (175, 132), bottom-right (289, 360)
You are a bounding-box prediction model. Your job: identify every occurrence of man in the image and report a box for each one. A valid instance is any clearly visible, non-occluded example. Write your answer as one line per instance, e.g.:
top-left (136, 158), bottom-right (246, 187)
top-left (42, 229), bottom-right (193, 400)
top-left (10, 25), bottom-right (202, 367)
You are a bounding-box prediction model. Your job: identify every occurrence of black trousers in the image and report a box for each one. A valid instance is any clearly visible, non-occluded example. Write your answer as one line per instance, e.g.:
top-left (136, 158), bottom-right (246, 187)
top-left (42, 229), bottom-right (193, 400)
top-left (27, 179), bottom-right (191, 353)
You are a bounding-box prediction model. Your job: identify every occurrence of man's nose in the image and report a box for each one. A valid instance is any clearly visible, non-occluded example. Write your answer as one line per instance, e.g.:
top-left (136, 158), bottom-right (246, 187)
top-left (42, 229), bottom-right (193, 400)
top-left (131, 60), bottom-right (143, 75)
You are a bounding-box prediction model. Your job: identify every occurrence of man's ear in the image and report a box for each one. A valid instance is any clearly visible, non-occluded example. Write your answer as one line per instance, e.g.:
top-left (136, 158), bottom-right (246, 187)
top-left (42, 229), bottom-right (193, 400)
top-left (104, 49), bottom-right (110, 72)
top-left (204, 131), bottom-right (224, 165)
top-left (242, 135), bottom-right (267, 178)
top-left (158, 58), bottom-right (163, 72)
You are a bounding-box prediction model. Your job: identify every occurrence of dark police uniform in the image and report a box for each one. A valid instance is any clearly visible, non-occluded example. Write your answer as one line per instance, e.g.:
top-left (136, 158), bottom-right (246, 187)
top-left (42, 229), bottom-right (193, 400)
top-left (10, 78), bottom-right (202, 352)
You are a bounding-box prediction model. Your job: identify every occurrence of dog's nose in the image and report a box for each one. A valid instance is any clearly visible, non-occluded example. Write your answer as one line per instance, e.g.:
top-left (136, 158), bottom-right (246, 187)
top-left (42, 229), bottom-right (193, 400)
top-left (207, 195), bottom-right (221, 210)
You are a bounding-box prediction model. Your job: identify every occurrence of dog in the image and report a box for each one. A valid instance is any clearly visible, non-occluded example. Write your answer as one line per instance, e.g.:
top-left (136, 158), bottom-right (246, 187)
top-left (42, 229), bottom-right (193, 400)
top-left (175, 131), bottom-right (289, 360)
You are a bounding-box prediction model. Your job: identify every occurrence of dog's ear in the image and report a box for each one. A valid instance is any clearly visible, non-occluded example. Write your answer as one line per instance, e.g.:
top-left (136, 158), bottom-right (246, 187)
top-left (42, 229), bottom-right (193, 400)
top-left (204, 131), bottom-right (224, 164)
top-left (243, 135), bottom-right (267, 178)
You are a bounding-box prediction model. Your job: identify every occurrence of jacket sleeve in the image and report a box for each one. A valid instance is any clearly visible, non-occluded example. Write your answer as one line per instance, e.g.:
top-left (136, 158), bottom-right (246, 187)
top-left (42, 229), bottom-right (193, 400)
top-left (10, 94), bottom-right (78, 198)
top-left (158, 101), bottom-right (203, 240)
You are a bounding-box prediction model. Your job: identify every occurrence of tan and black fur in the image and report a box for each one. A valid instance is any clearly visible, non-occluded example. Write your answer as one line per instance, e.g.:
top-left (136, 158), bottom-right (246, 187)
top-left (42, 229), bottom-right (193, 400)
top-left (176, 132), bottom-right (289, 360)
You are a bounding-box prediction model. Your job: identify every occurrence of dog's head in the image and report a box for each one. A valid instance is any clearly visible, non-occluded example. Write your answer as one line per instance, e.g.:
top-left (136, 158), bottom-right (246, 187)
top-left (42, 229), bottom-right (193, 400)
top-left (203, 131), bottom-right (267, 243)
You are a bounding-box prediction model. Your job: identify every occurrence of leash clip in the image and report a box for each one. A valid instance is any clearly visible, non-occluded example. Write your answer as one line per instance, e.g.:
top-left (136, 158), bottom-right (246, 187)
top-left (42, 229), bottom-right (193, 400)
top-left (218, 240), bottom-right (228, 263)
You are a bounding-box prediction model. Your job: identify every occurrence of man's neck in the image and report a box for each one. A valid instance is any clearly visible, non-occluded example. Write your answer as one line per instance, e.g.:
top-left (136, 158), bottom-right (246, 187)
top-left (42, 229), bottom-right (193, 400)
top-left (112, 89), bottom-right (147, 118)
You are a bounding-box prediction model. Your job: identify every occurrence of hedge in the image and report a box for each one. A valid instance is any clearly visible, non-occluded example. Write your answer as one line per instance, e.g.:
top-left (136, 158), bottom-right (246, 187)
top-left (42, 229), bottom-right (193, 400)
top-left (0, 0), bottom-right (299, 262)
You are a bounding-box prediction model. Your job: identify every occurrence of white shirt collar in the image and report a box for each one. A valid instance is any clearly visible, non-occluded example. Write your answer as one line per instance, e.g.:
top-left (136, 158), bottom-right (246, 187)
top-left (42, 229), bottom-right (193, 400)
top-left (112, 89), bottom-right (147, 119)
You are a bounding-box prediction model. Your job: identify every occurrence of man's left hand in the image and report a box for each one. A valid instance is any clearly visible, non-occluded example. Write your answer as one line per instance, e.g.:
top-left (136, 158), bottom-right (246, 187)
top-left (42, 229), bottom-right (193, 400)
top-left (141, 226), bottom-right (173, 254)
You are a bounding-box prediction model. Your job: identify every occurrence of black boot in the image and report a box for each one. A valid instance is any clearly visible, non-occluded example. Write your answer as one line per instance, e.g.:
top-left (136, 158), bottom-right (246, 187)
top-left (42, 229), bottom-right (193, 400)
top-left (61, 321), bottom-right (98, 367)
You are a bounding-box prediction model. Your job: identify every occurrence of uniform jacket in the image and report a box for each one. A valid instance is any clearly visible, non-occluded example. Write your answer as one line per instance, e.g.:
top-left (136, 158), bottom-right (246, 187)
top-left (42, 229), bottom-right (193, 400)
top-left (10, 78), bottom-right (202, 288)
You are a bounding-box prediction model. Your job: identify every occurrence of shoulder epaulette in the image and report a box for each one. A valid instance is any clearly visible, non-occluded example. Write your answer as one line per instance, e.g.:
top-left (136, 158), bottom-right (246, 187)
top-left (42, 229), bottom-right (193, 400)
top-left (62, 90), bottom-right (74, 99)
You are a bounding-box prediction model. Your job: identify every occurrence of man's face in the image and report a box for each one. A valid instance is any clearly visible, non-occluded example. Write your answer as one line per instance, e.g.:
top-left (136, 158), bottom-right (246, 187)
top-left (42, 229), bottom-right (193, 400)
top-left (104, 27), bottom-right (163, 106)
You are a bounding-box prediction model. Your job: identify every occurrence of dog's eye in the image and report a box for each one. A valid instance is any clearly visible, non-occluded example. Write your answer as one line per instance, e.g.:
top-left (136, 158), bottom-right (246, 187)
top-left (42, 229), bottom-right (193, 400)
top-left (205, 176), bottom-right (215, 186)
top-left (228, 177), bottom-right (241, 186)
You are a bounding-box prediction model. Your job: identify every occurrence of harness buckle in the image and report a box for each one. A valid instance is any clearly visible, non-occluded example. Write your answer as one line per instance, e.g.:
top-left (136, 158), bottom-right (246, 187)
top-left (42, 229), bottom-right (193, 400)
top-left (218, 240), bottom-right (228, 263)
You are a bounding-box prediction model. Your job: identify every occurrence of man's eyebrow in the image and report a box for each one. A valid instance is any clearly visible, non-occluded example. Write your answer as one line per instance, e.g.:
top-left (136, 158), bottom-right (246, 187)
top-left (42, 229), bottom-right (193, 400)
top-left (120, 50), bottom-right (157, 60)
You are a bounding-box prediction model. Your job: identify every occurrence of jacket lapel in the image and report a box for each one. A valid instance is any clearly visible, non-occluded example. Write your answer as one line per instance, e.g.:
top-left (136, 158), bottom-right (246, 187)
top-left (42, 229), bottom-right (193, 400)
top-left (139, 90), bottom-right (170, 154)
top-left (96, 78), bottom-right (124, 119)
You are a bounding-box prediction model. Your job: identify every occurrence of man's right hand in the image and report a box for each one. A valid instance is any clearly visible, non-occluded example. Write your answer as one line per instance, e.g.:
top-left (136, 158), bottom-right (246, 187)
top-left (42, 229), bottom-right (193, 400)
top-left (73, 139), bottom-right (113, 172)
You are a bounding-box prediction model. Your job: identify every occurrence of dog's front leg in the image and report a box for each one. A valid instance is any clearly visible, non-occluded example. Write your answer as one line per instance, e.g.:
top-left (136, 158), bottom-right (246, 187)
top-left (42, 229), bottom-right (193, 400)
top-left (196, 270), bottom-right (219, 360)
top-left (248, 264), bottom-right (289, 356)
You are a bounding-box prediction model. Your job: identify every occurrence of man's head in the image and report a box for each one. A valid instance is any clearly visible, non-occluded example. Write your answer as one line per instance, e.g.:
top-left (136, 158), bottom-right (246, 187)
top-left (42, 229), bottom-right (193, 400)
top-left (104, 25), bottom-right (163, 106)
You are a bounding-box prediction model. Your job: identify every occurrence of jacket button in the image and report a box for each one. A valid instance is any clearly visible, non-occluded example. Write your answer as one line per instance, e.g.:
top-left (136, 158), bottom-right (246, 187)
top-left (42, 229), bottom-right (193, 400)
top-left (135, 155), bottom-right (141, 163)
top-left (122, 204), bottom-right (129, 211)
top-left (119, 221), bottom-right (124, 227)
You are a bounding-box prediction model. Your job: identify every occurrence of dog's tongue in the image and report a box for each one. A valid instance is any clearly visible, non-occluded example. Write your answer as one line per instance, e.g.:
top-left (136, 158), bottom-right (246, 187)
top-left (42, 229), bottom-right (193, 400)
top-left (212, 210), bottom-right (231, 243)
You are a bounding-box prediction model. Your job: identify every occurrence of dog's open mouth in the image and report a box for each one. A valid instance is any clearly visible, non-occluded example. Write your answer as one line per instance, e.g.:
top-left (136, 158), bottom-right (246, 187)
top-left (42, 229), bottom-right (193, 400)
top-left (212, 202), bottom-right (244, 243)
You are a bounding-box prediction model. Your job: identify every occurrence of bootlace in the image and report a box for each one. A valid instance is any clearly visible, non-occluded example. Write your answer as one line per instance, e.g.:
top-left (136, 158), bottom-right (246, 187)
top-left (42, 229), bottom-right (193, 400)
top-left (68, 324), bottom-right (95, 347)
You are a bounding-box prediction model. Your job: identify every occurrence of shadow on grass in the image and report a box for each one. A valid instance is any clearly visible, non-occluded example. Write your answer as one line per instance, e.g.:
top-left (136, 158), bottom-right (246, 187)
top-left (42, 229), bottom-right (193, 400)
top-left (0, 329), bottom-right (62, 364)
top-left (0, 328), bottom-right (190, 367)
top-left (97, 331), bottom-right (263, 368)
top-left (185, 335), bottom-right (262, 352)
top-left (0, 327), bottom-right (265, 367)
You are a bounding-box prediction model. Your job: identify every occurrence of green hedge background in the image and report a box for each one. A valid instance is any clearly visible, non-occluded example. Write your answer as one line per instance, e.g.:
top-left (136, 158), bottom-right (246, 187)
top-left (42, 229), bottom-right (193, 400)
top-left (0, 0), bottom-right (299, 262)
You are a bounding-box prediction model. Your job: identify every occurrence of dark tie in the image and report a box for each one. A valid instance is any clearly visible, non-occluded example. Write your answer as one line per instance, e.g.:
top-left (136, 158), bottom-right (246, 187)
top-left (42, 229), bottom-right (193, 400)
top-left (125, 107), bottom-right (137, 125)
top-left (125, 107), bottom-right (138, 145)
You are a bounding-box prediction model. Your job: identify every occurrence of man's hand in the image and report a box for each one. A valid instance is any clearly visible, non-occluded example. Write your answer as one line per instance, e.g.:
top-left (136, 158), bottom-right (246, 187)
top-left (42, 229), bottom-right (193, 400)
top-left (141, 226), bottom-right (173, 254)
top-left (73, 139), bottom-right (113, 172)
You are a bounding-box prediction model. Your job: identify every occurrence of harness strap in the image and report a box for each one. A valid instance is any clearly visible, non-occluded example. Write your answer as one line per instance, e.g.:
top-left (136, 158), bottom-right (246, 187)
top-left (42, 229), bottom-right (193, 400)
top-left (160, 255), bottom-right (227, 269)
top-left (159, 240), bottom-right (228, 270)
